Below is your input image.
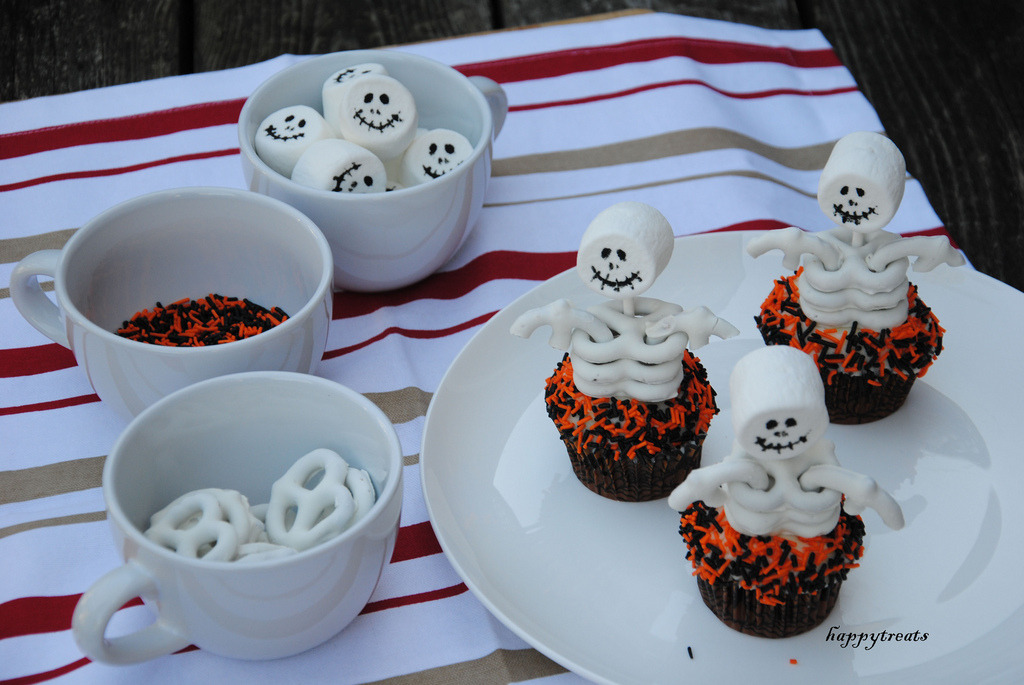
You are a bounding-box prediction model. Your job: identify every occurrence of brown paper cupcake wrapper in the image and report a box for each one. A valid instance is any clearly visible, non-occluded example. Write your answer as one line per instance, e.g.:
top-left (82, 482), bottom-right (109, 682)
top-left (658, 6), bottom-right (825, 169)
top-left (562, 436), bottom-right (704, 502)
top-left (696, 576), bottom-right (842, 638)
top-left (823, 371), bottom-right (916, 424)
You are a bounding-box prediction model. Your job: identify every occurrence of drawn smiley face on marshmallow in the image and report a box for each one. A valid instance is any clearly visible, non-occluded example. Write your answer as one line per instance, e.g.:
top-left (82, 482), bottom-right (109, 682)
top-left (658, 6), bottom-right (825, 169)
top-left (730, 346), bottom-right (830, 460)
top-left (254, 105), bottom-right (333, 177)
top-left (399, 128), bottom-right (473, 186)
top-left (335, 74), bottom-right (418, 161)
top-left (322, 62), bottom-right (388, 135)
top-left (575, 202), bottom-right (674, 299)
top-left (817, 131), bottom-right (906, 233)
top-left (290, 139), bottom-right (387, 194)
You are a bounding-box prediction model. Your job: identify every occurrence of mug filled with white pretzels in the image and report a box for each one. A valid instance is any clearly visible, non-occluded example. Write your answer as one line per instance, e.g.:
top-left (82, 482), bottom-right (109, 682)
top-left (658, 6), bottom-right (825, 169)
top-left (71, 371), bottom-right (403, 664)
top-left (238, 49), bottom-right (508, 292)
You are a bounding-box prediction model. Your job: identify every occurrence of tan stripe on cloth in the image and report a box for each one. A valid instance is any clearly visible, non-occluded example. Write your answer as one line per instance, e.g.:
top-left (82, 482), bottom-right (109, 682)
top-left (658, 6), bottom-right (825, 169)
top-left (365, 647), bottom-right (567, 684)
top-left (0, 387), bottom-right (431, 519)
top-left (492, 127), bottom-right (834, 176)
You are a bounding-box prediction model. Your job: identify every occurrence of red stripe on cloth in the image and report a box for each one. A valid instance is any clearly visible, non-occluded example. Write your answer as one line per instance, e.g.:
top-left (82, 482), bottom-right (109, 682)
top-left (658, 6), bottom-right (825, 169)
top-left (2, 36), bottom-right (839, 162)
top-left (0, 343), bottom-right (77, 377)
top-left (510, 80), bottom-right (858, 112)
top-left (333, 249), bottom-right (576, 319)
top-left (0, 148), bottom-right (240, 193)
top-left (0, 393), bottom-right (100, 417)
top-left (390, 520), bottom-right (443, 563)
top-left (360, 582), bottom-right (469, 615)
top-left (0, 521), bottom-right (444, 642)
top-left (322, 311), bottom-right (497, 360)
top-left (0, 99), bottom-right (246, 161)
top-left (456, 35), bottom-right (841, 83)
top-left (0, 657), bottom-right (92, 685)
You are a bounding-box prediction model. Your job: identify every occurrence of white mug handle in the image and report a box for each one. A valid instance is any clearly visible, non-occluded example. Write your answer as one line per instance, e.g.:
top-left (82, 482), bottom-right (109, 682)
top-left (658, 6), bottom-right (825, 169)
top-left (10, 249), bottom-right (70, 348)
top-left (72, 561), bottom-right (191, 665)
top-left (469, 76), bottom-right (508, 139)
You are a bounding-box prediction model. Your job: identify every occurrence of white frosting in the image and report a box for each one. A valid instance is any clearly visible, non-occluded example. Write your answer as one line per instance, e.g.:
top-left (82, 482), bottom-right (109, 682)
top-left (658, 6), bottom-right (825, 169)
top-left (265, 448), bottom-right (374, 551)
top-left (668, 346), bottom-right (904, 536)
top-left (512, 202), bottom-right (736, 401)
top-left (747, 132), bottom-right (964, 330)
top-left (333, 74), bottom-right (419, 161)
top-left (254, 105), bottom-right (334, 177)
top-left (145, 489), bottom-right (264, 561)
top-left (143, 450), bottom-right (376, 561)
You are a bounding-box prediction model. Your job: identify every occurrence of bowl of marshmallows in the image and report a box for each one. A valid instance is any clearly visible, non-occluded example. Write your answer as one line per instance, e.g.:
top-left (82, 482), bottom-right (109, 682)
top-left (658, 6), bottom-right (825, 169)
top-left (238, 50), bottom-right (507, 292)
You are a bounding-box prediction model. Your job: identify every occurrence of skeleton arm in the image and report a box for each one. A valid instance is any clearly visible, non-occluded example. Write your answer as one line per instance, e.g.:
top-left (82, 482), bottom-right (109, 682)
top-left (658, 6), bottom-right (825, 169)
top-left (510, 299), bottom-right (613, 350)
top-left (667, 460), bottom-right (769, 512)
top-left (865, 235), bottom-right (966, 273)
top-left (799, 465), bottom-right (904, 530)
top-left (746, 226), bottom-right (843, 271)
top-left (644, 306), bottom-right (740, 350)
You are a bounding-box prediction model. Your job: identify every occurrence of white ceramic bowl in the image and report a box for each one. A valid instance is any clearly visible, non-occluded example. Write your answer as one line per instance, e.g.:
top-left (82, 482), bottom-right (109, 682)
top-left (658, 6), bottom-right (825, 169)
top-left (10, 187), bottom-right (334, 419)
top-left (238, 49), bottom-right (508, 292)
top-left (73, 371), bottom-right (404, 663)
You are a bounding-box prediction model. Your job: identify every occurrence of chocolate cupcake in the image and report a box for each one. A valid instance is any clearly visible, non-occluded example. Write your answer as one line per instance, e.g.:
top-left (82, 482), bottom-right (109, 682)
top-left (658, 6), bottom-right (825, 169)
top-left (545, 350), bottom-right (717, 501)
top-left (746, 132), bottom-right (963, 423)
top-left (511, 202), bottom-right (738, 501)
top-left (668, 346), bottom-right (904, 637)
top-left (754, 270), bottom-right (944, 423)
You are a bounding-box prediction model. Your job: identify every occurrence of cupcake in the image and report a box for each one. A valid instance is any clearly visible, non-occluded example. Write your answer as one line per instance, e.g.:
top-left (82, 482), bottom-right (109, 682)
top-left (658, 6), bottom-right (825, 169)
top-left (747, 132), bottom-right (964, 423)
top-left (668, 345), bottom-right (904, 637)
top-left (512, 202), bottom-right (738, 501)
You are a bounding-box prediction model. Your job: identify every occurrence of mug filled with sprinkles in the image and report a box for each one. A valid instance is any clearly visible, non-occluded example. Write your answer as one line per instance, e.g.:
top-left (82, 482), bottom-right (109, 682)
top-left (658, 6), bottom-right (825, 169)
top-left (10, 187), bottom-right (334, 419)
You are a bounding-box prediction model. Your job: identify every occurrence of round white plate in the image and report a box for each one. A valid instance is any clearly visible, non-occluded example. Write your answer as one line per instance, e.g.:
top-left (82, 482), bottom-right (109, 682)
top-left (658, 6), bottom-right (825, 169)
top-left (421, 231), bottom-right (1024, 684)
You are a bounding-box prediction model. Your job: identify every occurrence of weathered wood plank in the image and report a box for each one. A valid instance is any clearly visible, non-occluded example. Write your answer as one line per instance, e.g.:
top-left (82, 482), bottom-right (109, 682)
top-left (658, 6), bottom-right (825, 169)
top-left (497, 0), bottom-right (802, 30)
top-left (191, 0), bottom-right (495, 72)
top-left (809, 0), bottom-right (1024, 290)
top-left (1, 0), bottom-right (182, 102)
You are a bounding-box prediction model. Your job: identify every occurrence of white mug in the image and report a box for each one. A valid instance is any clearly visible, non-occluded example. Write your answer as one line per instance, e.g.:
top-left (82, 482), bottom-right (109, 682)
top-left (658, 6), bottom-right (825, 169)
top-left (10, 187), bottom-right (334, 419)
top-left (238, 49), bottom-right (508, 291)
top-left (72, 371), bottom-right (404, 664)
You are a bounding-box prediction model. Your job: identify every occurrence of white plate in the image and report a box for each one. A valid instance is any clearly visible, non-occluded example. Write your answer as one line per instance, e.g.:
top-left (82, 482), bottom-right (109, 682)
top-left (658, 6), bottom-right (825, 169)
top-left (421, 231), bottom-right (1024, 684)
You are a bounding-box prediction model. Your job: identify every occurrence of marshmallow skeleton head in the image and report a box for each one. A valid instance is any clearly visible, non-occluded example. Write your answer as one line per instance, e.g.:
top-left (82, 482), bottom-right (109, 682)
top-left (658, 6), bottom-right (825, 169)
top-left (322, 62), bottom-right (388, 135)
top-left (576, 201), bottom-right (674, 303)
top-left (817, 131), bottom-right (906, 234)
top-left (731, 345), bottom-right (830, 459)
top-left (290, 138), bottom-right (387, 194)
top-left (335, 74), bottom-right (419, 161)
top-left (400, 128), bottom-right (474, 186)
top-left (254, 105), bottom-right (333, 177)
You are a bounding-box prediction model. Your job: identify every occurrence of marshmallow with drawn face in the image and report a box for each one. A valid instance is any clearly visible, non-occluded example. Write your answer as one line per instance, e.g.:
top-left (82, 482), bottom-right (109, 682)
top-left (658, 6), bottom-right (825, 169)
top-left (335, 74), bottom-right (418, 161)
top-left (731, 346), bottom-right (829, 460)
top-left (290, 138), bottom-right (387, 194)
top-left (400, 128), bottom-right (474, 186)
top-left (576, 202), bottom-right (674, 300)
top-left (818, 131), bottom-right (906, 233)
top-left (254, 105), bottom-right (334, 177)
top-left (322, 62), bottom-right (388, 135)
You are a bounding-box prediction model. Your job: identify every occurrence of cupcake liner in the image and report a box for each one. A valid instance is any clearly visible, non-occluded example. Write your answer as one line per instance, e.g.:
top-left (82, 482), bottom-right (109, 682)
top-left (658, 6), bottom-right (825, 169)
top-left (696, 576), bottom-right (842, 638)
top-left (822, 369), bottom-right (916, 424)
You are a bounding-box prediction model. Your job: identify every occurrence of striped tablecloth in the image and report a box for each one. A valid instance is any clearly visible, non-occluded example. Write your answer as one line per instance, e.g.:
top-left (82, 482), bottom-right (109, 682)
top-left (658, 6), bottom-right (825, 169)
top-left (0, 11), bottom-right (950, 684)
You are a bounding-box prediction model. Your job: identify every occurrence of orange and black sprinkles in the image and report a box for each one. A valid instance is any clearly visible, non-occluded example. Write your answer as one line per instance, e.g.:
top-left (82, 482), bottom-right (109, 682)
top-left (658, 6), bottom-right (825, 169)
top-left (754, 269), bottom-right (944, 386)
top-left (679, 500), bottom-right (865, 606)
top-left (116, 294), bottom-right (288, 346)
top-left (544, 350), bottom-right (717, 464)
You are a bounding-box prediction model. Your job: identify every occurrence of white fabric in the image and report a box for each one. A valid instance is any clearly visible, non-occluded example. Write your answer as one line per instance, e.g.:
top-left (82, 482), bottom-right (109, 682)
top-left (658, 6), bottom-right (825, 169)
top-left (0, 11), bottom-right (954, 684)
